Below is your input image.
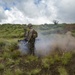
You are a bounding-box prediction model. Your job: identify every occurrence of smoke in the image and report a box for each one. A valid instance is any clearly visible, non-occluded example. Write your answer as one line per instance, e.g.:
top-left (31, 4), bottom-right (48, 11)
top-left (18, 31), bottom-right (75, 56)
top-left (18, 40), bottom-right (29, 55)
top-left (35, 31), bottom-right (75, 56)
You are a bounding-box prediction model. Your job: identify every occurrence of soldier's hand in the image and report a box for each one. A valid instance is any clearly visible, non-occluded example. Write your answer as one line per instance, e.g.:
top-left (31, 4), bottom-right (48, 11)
top-left (24, 39), bottom-right (28, 41)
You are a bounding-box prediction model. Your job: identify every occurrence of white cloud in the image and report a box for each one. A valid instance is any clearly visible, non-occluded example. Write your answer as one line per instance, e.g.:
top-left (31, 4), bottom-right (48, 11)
top-left (57, 0), bottom-right (75, 23)
top-left (16, 0), bottom-right (57, 24)
top-left (0, 6), bottom-right (7, 22)
top-left (0, 0), bottom-right (75, 24)
top-left (1, 7), bottom-right (28, 24)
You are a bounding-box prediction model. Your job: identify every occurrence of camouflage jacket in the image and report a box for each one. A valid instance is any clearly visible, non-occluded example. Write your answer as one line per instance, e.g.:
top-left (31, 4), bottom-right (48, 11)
top-left (25, 28), bottom-right (38, 42)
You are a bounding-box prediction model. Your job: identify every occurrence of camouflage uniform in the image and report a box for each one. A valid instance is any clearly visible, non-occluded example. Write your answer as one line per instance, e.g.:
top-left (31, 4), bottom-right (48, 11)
top-left (25, 24), bottom-right (37, 55)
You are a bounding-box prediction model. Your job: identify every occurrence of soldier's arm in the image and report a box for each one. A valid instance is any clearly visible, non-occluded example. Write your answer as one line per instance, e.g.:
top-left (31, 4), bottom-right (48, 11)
top-left (28, 29), bottom-right (33, 42)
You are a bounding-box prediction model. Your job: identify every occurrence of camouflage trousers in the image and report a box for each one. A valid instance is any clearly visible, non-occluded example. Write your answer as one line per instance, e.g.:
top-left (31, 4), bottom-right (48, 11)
top-left (28, 39), bottom-right (35, 55)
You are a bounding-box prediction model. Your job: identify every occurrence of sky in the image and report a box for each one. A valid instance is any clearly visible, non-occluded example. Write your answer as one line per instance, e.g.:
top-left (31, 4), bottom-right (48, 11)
top-left (0, 0), bottom-right (75, 24)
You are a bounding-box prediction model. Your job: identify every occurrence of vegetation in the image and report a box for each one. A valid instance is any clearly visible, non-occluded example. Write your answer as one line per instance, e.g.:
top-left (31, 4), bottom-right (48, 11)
top-left (0, 24), bottom-right (75, 75)
top-left (53, 20), bottom-right (59, 25)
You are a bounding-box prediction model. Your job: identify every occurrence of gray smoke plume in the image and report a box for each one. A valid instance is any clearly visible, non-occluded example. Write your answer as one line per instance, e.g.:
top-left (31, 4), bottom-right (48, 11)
top-left (18, 31), bottom-right (75, 56)
top-left (18, 40), bottom-right (29, 55)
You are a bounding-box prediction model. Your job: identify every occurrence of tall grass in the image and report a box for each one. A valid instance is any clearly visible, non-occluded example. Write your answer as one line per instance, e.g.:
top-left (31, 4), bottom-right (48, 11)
top-left (0, 24), bottom-right (75, 75)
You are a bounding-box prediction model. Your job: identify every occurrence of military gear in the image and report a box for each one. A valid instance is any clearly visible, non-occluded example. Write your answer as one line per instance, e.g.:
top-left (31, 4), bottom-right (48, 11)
top-left (25, 28), bottom-right (38, 42)
top-left (32, 29), bottom-right (38, 38)
top-left (25, 27), bottom-right (38, 55)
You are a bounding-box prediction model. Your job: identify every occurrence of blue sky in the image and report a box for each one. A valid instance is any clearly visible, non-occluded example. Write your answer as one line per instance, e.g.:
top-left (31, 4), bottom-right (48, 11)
top-left (34, 0), bottom-right (41, 4)
top-left (0, 0), bottom-right (75, 24)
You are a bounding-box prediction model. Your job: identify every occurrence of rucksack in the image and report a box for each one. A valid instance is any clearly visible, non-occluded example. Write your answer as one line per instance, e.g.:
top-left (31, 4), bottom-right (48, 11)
top-left (32, 29), bottom-right (38, 38)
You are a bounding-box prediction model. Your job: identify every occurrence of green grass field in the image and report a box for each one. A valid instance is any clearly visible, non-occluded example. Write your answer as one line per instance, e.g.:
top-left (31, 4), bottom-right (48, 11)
top-left (0, 24), bottom-right (75, 75)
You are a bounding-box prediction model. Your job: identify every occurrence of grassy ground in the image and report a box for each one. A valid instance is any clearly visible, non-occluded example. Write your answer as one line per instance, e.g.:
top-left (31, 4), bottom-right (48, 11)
top-left (0, 24), bottom-right (75, 75)
top-left (0, 39), bottom-right (75, 75)
top-left (0, 40), bottom-right (75, 75)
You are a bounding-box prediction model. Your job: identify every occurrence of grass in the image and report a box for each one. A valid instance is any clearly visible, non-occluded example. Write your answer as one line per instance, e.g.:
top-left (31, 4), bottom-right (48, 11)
top-left (0, 39), bottom-right (75, 75)
top-left (58, 66), bottom-right (68, 75)
top-left (25, 69), bottom-right (41, 75)
top-left (0, 63), bottom-right (5, 71)
top-left (4, 69), bottom-right (13, 75)
top-left (14, 68), bottom-right (23, 75)
top-left (42, 58), bottom-right (50, 69)
top-left (0, 24), bottom-right (75, 75)
top-left (61, 52), bottom-right (72, 65)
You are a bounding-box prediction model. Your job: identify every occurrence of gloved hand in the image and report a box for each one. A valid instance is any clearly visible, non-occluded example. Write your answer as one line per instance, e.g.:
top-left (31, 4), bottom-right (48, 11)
top-left (24, 38), bottom-right (28, 42)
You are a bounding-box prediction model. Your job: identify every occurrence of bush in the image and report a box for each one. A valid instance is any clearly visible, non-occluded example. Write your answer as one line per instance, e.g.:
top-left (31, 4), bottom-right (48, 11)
top-left (4, 69), bottom-right (13, 75)
top-left (25, 69), bottom-right (41, 75)
top-left (6, 58), bottom-right (15, 66)
top-left (8, 42), bottom-right (18, 51)
top-left (2, 52), bottom-right (11, 59)
top-left (15, 68), bottom-right (23, 75)
top-left (0, 63), bottom-right (4, 71)
top-left (15, 58), bottom-right (21, 65)
top-left (61, 52), bottom-right (72, 65)
top-left (58, 66), bottom-right (68, 75)
top-left (0, 41), bottom-right (6, 49)
top-left (24, 55), bottom-right (38, 63)
top-left (11, 50), bottom-right (21, 59)
top-left (42, 58), bottom-right (50, 69)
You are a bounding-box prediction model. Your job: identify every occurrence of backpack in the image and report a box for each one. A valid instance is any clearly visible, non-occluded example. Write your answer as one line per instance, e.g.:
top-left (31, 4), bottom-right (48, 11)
top-left (32, 29), bottom-right (38, 38)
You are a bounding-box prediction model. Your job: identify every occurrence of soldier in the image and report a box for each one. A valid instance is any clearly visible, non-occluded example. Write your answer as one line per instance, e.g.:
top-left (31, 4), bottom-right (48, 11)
top-left (25, 24), bottom-right (38, 55)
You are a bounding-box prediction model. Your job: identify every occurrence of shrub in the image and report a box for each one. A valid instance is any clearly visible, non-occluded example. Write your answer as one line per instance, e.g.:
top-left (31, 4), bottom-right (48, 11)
top-left (6, 58), bottom-right (15, 66)
top-left (0, 41), bottom-right (6, 49)
top-left (26, 69), bottom-right (41, 75)
top-left (11, 50), bottom-right (21, 59)
top-left (4, 69), bottom-right (13, 75)
top-left (15, 58), bottom-right (21, 65)
top-left (8, 42), bottom-right (18, 51)
top-left (58, 66), bottom-right (68, 75)
top-left (15, 68), bottom-right (23, 75)
top-left (42, 58), bottom-right (50, 69)
top-left (25, 55), bottom-right (38, 63)
top-left (0, 63), bottom-right (4, 71)
top-left (30, 69), bottom-right (41, 75)
top-left (53, 54), bottom-right (61, 62)
top-left (61, 52), bottom-right (72, 65)
top-left (2, 52), bottom-right (11, 59)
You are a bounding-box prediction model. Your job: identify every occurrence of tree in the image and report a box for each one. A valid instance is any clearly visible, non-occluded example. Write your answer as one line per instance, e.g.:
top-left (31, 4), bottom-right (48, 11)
top-left (53, 20), bottom-right (59, 25)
